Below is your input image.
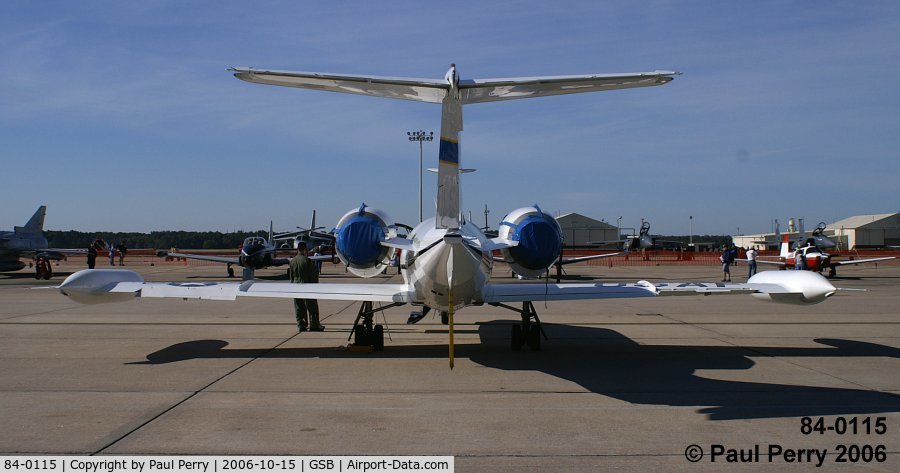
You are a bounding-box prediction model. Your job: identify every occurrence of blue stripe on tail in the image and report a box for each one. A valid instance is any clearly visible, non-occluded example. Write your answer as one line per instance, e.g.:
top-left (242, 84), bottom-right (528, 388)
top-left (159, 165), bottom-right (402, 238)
top-left (439, 139), bottom-right (459, 165)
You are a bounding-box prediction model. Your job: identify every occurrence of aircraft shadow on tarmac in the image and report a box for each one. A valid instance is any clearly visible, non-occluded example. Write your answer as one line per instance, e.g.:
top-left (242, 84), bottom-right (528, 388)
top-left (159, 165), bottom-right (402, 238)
top-left (131, 322), bottom-right (900, 421)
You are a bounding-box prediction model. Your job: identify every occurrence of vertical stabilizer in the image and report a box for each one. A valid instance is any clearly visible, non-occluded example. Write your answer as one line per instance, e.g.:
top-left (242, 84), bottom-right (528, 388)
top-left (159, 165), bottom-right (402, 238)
top-left (780, 234), bottom-right (791, 258)
top-left (437, 66), bottom-right (462, 230)
top-left (16, 206), bottom-right (46, 234)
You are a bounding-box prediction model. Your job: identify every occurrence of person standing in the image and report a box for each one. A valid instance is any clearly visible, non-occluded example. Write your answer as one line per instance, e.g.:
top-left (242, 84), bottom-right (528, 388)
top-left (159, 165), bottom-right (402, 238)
top-left (87, 238), bottom-right (104, 269)
top-left (746, 246), bottom-right (758, 278)
top-left (117, 241), bottom-right (127, 266)
top-left (720, 245), bottom-right (735, 282)
top-left (107, 241), bottom-right (116, 266)
top-left (288, 242), bottom-right (324, 332)
top-left (312, 244), bottom-right (323, 275)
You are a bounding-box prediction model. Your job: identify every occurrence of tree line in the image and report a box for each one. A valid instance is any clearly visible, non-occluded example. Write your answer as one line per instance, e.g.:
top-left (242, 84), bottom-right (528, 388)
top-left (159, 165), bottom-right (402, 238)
top-left (45, 230), bottom-right (732, 251)
top-left (45, 230), bottom-right (270, 250)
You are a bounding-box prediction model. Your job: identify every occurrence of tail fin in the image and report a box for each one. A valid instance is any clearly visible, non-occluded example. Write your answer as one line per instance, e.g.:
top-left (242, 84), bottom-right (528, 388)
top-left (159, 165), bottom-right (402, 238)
top-left (780, 234), bottom-right (791, 258)
top-left (311, 210), bottom-right (316, 231)
top-left (797, 218), bottom-right (806, 247)
top-left (773, 219), bottom-right (780, 249)
top-left (436, 74), bottom-right (462, 230)
top-left (268, 221), bottom-right (274, 244)
top-left (15, 206), bottom-right (46, 234)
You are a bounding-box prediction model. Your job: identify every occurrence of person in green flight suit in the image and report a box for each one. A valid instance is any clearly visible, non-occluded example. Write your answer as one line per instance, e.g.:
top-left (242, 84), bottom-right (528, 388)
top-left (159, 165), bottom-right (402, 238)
top-left (288, 242), bottom-right (324, 332)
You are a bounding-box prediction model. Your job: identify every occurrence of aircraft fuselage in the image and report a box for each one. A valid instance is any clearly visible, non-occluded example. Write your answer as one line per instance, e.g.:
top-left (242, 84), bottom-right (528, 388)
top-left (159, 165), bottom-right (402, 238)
top-left (400, 218), bottom-right (493, 311)
top-left (0, 230), bottom-right (50, 272)
top-left (785, 247), bottom-right (829, 272)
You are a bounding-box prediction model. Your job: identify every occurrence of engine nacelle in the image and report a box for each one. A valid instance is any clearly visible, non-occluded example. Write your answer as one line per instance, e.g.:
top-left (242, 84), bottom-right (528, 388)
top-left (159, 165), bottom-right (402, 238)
top-left (334, 204), bottom-right (395, 278)
top-left (497, 206), bottom-right (563, 278)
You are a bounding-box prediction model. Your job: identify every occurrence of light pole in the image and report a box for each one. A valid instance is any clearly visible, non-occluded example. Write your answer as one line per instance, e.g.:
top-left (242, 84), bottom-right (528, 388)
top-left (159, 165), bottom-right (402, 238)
top-left (689, 216), bottom-right (693, 247)
top-left (617, 216), bottom-right (622, 239)
top-left (407, 130), bottom-right (434, 222)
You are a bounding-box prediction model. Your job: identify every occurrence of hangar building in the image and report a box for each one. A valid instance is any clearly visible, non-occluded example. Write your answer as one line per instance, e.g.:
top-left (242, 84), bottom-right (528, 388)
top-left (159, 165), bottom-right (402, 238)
top-left (556, 213), bottom-right (619, 247)
top-left (732, 213), bottom-right (900, 250)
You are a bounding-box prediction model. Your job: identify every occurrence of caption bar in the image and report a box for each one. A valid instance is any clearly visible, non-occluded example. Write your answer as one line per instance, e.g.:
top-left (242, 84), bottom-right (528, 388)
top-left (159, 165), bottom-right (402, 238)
top-left (1, 456), bottom-right (454, 473)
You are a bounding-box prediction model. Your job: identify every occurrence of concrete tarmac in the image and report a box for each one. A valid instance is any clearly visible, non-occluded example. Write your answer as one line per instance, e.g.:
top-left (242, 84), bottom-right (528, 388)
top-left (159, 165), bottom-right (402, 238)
top-left (1, 260), bottom-right (898, 471)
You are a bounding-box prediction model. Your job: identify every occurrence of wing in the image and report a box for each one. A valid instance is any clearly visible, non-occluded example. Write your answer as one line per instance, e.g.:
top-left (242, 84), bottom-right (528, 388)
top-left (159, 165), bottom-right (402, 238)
top-left (22, 248), bottom-right (87, 260)
top-left (309, 254), bottom-right (336, 261)
top-left (740, 258), bottom-right (787, 268)
top-left (230, 67), bottom-right (678, 105)
top-left (158, 251), bottom-right (239, 265)
top-left (483, 270), bottom-right (837, 306)
top-left (57, 269), bottom-right (414, 304)
top-left (558, 251), bottom-right (627, 265)
top-left (230, 68), bottom-right (448, 103)
top-left (832, 256), bottom-right (896, 267)
top-left (460, 71), bottom-right (678, 104)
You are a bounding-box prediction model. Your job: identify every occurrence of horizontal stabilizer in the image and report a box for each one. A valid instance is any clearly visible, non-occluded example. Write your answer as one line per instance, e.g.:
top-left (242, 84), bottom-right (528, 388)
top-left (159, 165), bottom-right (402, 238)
top-left (380, 237), bottom-right (414, 251)
top-left (230, 67), bottom-right (678, 105)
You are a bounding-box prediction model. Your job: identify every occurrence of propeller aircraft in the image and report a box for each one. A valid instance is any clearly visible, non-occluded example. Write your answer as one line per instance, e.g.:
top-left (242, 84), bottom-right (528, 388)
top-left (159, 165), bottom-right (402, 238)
top-left (756, 232), bottom-right (895, 278)
top-left (156, 221), bottom-right (331, 280)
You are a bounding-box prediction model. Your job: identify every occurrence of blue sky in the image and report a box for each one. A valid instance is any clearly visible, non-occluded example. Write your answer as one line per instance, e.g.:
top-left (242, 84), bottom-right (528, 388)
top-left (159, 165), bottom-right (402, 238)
top-left (2, 1), bottom-right (898, 236)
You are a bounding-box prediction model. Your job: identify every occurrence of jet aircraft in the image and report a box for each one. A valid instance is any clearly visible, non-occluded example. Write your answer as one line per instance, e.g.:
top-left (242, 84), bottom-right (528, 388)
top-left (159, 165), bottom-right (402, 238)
top-left (590, 220), bottom-right (657, 251)
top-left (1, 206), bottom-right (85, 279)
top-left (59, 65), bottom-right (845, 368)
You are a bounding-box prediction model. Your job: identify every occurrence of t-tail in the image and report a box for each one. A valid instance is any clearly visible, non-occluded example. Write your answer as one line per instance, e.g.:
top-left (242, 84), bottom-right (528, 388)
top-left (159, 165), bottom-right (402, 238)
top-left (15, 206), bottom-right (46, 235)
top-left (437, 64), bottom-right (462, 230)
top-left (230, 64), bottom-right (677, 229)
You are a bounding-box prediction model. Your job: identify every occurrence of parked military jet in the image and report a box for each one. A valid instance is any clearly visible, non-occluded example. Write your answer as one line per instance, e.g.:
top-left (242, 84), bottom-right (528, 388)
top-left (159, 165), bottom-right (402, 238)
top-left (1, 206), bottom-right (84, 279)
top-left (590, 220), bottom-right (656, 250)
top-left (59, 65), bottom-right (843, 368)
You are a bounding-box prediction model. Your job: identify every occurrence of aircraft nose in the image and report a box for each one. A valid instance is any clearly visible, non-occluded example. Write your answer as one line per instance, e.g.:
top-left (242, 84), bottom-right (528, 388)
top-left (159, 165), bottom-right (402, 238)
top-left (243, 244), bottom-right (263, 256)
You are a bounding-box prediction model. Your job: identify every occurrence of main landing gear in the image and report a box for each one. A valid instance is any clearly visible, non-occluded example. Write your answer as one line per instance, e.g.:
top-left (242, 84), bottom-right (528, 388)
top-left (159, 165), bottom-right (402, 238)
top-left (35, 257), bottom-right (52, 280)
top-left (227, 264), bottom-right (235, 278)
top-left (490, 301), bottom-right (547, 351)
top-left (406, 306), bottom-right (451, 325)
top-left (349, 301), bottom-right (406, 351)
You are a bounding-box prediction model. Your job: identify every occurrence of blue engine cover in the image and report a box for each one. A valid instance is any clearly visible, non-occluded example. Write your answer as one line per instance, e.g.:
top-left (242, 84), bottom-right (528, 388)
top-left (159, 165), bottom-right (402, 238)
top-left (336, 214), bottom-right (385, 266)
top-left (508, 213), bottom-right (562, 270)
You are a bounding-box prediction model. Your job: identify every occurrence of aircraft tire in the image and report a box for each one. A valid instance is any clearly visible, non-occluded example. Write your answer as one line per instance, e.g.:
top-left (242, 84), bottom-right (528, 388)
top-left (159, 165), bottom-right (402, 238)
top-left (373, 325), bottom-right (384, 351)
top-left (511, 325), bottom-right (523, 351)
top-left (227, 267), bottom-right (235, 278)
top-left (527, 325), bottom-right (541, 351)
top-left (354, 326), bottom-right (369, 346)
